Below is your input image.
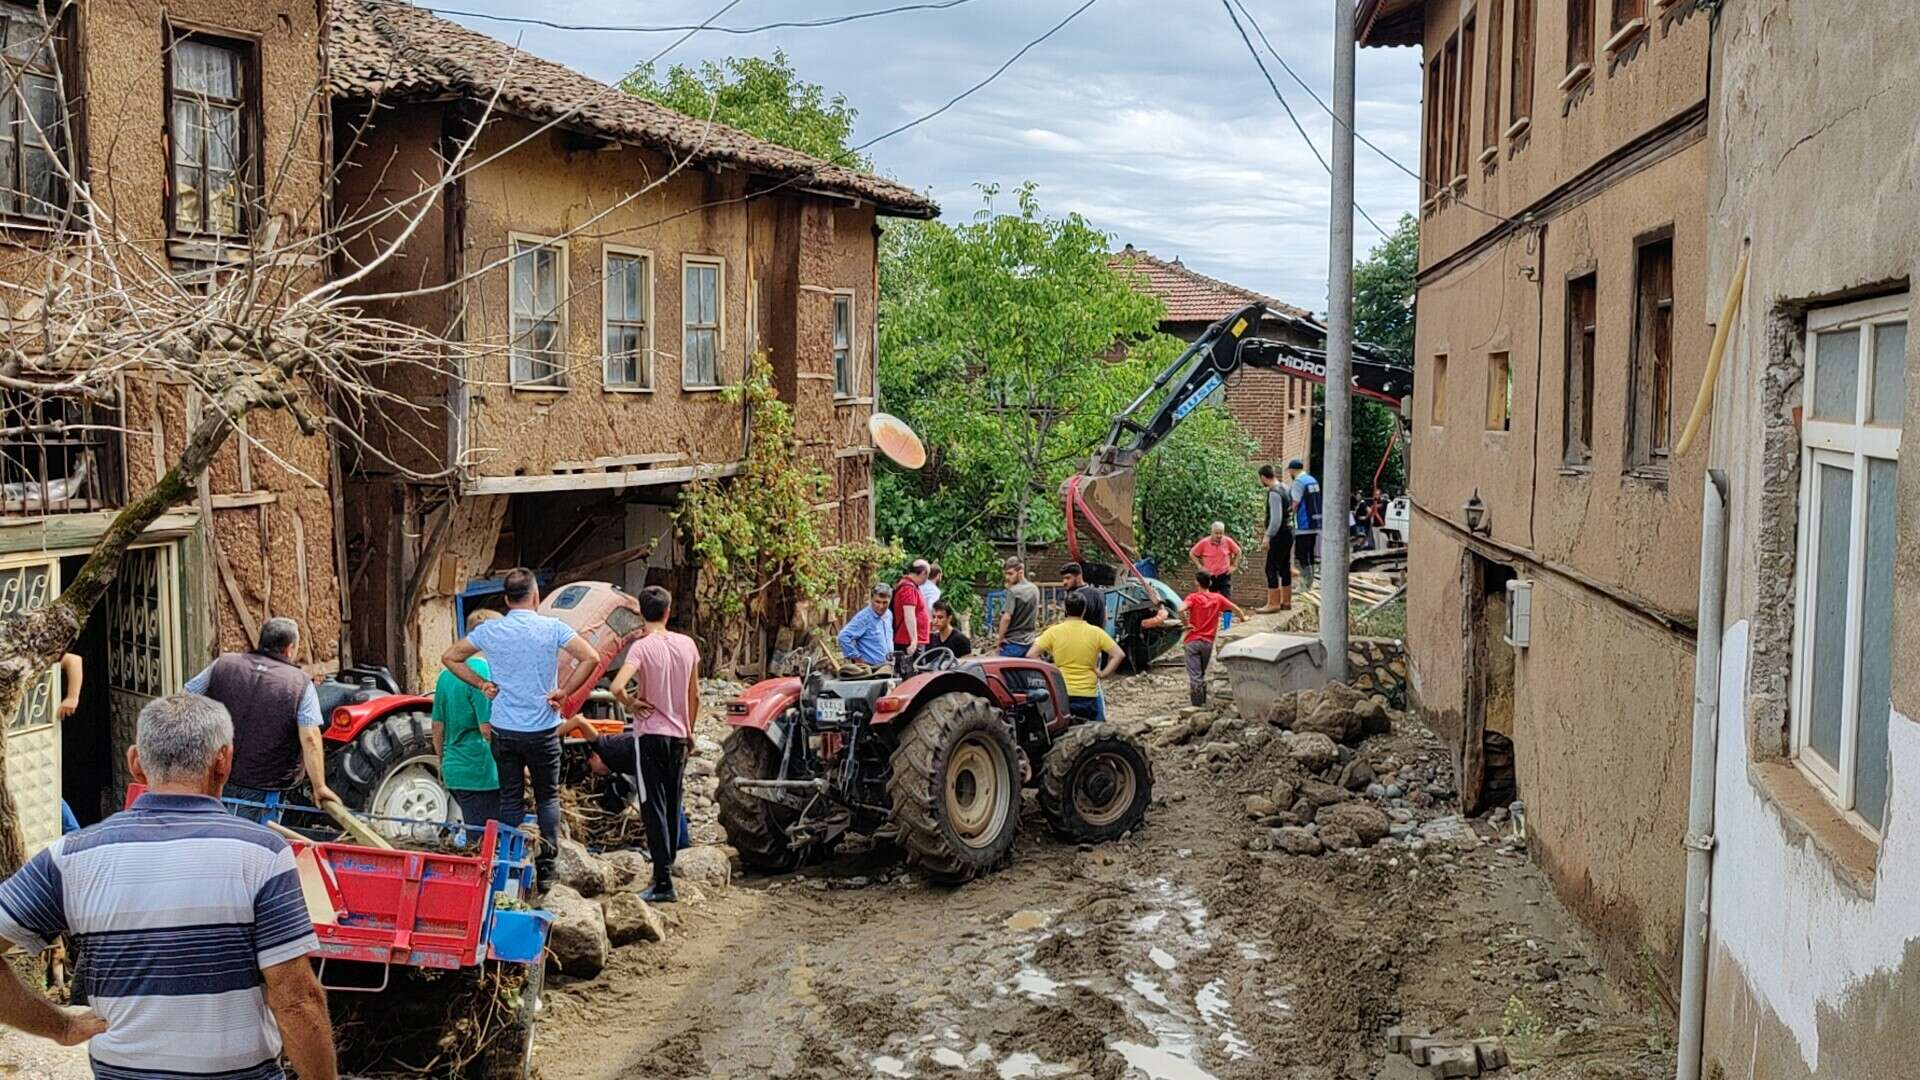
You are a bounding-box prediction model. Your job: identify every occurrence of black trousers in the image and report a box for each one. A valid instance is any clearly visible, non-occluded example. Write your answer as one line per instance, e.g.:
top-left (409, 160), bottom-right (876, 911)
top-left (638, 734), bottom-right (688, 888)
top-left (491, 727), bottom-right (563, 876)
top-left (1265, 539), bottom-right (1292, 588)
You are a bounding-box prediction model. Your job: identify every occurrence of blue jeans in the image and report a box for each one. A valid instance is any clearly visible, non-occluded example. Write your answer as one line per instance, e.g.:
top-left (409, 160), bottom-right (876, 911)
top-left (999, 641), bottom-right (1031, 658)
top-left (221, 782), bottom-right (288, 823)
top-left (1068, 695), bottom-right (1106, 724)
top-left (490, 727), bottom-right (563, 878)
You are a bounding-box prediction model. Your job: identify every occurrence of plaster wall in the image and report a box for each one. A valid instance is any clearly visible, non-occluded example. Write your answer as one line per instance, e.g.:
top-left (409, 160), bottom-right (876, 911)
top-left (1415, 0), bottom-right (1710, 270)
top-left (1696, 2), bottom-right (1920, 1072)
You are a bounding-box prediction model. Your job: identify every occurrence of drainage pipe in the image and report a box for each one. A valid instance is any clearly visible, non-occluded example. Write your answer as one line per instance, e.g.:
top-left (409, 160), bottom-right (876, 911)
top-left (1676, 468), bottom-right (1729, 1080)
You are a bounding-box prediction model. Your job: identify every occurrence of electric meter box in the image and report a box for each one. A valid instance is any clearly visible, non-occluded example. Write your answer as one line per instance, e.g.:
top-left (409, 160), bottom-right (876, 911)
top-left (1504, 579), bottom-right (1533, 648)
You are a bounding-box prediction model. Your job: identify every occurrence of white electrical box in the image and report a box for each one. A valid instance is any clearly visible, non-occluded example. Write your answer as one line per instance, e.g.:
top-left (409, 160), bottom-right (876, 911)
top-left (1504, 579), bottom-right (1533, 648)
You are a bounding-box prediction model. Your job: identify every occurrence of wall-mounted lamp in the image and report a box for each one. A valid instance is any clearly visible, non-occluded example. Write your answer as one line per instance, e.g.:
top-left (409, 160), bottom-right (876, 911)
top-left (1463, 489), bottom-right (1491, 536)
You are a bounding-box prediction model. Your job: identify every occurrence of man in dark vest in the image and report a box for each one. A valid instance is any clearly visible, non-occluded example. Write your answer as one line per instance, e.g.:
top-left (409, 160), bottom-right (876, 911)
top-left (185, 617), bottom-right (337, 811)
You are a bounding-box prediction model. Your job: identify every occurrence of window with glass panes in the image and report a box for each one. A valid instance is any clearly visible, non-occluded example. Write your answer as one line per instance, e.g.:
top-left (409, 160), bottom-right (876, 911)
top-left (683, 258), bottom-right (722, 388)
top-left (603, 250), bottom-right (650, 389)
top-left (1792, 294), bottom-right (1907, 838)
top-left (510, 238), bottom-right (565, 386)
top-left (832, 294), bottom-right (854, 396)
top-left (0, 6), bottom-right (62, 221)
top-left (168, 34), bottom-right (249, 236)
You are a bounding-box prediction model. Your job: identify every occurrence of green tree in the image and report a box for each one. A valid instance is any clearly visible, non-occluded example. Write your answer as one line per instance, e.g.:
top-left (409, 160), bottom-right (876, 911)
top-left (1354, 213), bottom-right (1417, 365)
top-left (1134, 406), bottom-right (1267, 571)
top-left (1315, 213), bottom-right (1417, 493)
top-left (620, 50), bottom-right (865, 166)
top-left (878, 184), bottom-right (1165, 595)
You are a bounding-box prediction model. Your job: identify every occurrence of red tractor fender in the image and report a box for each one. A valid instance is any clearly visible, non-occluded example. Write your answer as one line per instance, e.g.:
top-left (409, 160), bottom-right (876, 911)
top-left (872, 670), bottom-right (1000, 725)
top-left (323, 693), bottom-right (433, 745)
top-left (725, 677), bottom-right (802, 732)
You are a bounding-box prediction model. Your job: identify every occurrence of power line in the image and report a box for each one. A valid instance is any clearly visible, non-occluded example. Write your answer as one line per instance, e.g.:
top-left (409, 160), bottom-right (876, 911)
top-left (852, 0), bottom-right (1103, 152)
top-left (645, 0), bottom-right (747, 66)
top-left (1220, 0), bottom-right (1388, 237)
top-left (386, 0), bottom-right (984, 36)
top-left (1228, 0), bottom-right (1514, 225)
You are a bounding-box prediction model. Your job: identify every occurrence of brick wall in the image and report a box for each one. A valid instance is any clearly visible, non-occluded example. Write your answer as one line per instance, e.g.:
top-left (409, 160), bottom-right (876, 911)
top-left (1226, 367), bottom-right (1313, 471)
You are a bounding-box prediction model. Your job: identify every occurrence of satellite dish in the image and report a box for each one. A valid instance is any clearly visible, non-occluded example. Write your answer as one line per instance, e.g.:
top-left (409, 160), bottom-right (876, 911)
top-left (869, 412), bottom-right (926, 470)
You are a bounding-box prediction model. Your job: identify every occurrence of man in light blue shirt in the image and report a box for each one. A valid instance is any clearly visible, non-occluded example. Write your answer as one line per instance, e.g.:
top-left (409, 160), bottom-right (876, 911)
top-left (837, 585), bottom-right (894, 665)
top-left (442, 568), bottom-right (597, 888)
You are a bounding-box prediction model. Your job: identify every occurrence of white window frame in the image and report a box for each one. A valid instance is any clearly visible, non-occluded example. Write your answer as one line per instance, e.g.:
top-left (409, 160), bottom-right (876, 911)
top-left (832, 290), bottom-right (856, 398)
top-left (1790, 292), bottom-right (1908, 840)
top-left (681, 255), bottom-right (726, 391)
top-left (508, 233), bottom-right (569, 390)
top-left (601, 245), bottom-right (653, 392)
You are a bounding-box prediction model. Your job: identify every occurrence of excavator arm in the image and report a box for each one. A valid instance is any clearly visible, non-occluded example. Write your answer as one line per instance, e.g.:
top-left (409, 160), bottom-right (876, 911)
top-left (1064, 302), bottom-right (1412, 569)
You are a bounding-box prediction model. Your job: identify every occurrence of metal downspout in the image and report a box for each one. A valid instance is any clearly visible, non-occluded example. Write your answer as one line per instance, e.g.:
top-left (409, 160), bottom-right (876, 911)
top-left (1677, 468), bottom-right (1728, 1080)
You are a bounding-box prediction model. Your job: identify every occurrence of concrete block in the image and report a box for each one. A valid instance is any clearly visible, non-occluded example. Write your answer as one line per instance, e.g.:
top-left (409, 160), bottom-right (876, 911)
top-left (1217, 632), bottom-right (1328, 718)
top-left (1385, 1026), bottom-right (1422, 1054)
top-left (1425, 1045), bottom-right (1480, 1078)
top-left (1406, 1037), bottom-right (1445, 1065)
top-left (1471, 1038), bottom-right (1508, 1070)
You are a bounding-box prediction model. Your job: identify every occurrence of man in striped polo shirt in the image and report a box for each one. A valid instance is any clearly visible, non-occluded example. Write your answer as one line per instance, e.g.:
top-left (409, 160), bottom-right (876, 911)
top-left (0, 694), bottom-right (337, 1079)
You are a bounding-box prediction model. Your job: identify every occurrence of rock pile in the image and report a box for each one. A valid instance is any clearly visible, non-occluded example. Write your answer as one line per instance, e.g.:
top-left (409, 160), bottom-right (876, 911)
top-left (539, 841), bottom-right (735, 978)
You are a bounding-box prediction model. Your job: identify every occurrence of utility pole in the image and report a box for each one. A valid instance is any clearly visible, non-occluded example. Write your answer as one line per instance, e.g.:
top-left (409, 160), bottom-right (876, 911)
top-left (1320, 0), bottom-right (1357, 681)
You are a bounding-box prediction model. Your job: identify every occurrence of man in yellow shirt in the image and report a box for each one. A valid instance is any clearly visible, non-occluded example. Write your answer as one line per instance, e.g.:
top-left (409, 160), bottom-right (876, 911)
top-left (1028, 592), bottom-right (1124, 723)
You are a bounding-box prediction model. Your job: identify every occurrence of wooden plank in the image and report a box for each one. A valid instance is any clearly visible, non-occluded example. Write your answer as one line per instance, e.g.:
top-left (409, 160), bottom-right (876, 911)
top-left (236, 416), bottom-right (252, 493)
top-left (465, 462), bottom-right (743, 496)
top-left (835, 446), bottom-right (876, 458)
top-left (210, 530), bottom-right (260, 644)
top-left (587, 452), bottom-right (685, 470)
top-left (210, 491), bottom-right (275, 509)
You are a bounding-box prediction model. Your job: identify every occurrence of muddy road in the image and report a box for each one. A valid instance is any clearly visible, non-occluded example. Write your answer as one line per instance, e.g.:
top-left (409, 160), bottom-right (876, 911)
top-left (537, 662), bottom-right (1675, 1080)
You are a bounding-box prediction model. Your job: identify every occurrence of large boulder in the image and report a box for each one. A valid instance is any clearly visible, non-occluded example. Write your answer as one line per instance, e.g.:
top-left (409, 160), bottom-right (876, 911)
top-left (542, 884), bottom-right (609, 977)
top-left (1265, 692), bottom-right (1300, 730)
top-left (552, 839), bottom-right (612, 898)
top-left (1294, 698), bottom-right (1363, 744)
top-left (1286, 732), bottom-right (1340, 772)
top-left (602, 891), bottom-right (667, 947)
top-left (1355, 697), bottom-right (1393, 737)
top-left (1317, 801), bottom-right (1392, 846)
top-left (601, 849), bottom-right (651, 889)
top-left (1339, 756), bottom-right (1377, 792)
top-left (673, 845), bottom-right (733, 890)
top-left (1271, 827), bottom-right (1324, 856)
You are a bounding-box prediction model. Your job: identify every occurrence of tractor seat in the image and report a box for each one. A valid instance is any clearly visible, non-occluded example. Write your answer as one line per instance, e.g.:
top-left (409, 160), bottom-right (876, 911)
top-left (820, 679), bottom-right (893, 709)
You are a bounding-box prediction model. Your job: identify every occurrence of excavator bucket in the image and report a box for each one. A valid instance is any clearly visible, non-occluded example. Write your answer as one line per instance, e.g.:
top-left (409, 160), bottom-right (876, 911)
top-left (1065, 467), bottom-right (1139, 557)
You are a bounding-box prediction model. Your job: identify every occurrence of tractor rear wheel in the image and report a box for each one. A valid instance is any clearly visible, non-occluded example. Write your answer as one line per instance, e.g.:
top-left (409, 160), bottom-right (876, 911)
top-left (325, 711), bottom-right (451, 839)
top-left (1039, 724), bottom-right (1155, 842)
top-left (886, 694), bottom-right (1020, 883)
top-left (716, 728), bottom-right (804, 872)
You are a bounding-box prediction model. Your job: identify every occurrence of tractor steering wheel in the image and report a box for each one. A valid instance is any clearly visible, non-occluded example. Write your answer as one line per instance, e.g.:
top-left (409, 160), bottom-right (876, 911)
top-left (913, 647), bottom-right (958, 673)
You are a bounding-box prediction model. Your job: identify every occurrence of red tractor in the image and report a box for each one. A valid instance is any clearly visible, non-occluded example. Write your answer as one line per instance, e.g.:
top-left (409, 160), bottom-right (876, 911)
top-left (721, 649), bottom-right (1155, 883)
top-left (316, 582), bottom-right (643, 828)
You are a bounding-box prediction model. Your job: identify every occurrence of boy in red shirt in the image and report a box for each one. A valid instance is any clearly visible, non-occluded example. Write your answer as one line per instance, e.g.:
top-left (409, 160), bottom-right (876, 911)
top-left (1163, 572), bottom-right (1247, 707)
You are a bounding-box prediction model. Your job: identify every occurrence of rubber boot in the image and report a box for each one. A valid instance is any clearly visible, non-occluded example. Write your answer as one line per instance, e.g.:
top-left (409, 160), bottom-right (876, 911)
top-left (1257, 588), bottom-right (1284, 614)
top-left (1280, 586), bottom-right (1293, 610)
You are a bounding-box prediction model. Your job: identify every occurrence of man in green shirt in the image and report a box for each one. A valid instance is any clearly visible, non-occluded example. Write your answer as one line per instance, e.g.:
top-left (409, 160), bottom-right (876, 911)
top-left (434, 609), bottom-right (501, 828)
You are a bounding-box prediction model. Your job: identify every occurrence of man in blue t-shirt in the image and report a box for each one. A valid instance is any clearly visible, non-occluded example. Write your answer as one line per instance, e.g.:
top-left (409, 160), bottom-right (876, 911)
top-left (442, 568), bottom-right (598, 887)
top-left (1287, 459), bottom-right (1323, 591)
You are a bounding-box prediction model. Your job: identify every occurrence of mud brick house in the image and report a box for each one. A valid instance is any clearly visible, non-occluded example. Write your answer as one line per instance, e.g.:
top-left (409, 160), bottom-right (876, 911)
top-left (328, 1), bottom-right (936, 689)
top-left (0, 0), bottom-right (339, 848)
top-left (1358, 0), bottom-right (1712, 1004)
top-left (1112, 245), bottom-right (1322, 472)
top-left (1688, 3), bottom-right (1920, 1074)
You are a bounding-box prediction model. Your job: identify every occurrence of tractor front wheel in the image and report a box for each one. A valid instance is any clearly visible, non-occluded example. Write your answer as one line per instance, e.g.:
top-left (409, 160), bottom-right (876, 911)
top-left (1038, 724), bottom-right (1155, 842)
top-left (716, 728), bottom-right (804, 872)
top-left (886, 694), bottom-right (1020, 883)
top-left (325, 711), bottom-right (451, 838)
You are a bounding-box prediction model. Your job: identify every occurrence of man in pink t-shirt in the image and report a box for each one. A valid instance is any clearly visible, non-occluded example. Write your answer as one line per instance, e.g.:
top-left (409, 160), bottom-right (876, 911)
top-left (608, 585), bottom-right (701, 903)
top-left (1188, 522), bottom-right (1244, 598)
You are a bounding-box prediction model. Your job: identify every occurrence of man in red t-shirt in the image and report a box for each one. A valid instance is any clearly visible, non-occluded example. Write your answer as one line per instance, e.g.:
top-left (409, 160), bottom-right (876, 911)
top-left (892, 559), bottom-right (931, 658)
top-left (1188, 523), bottom-right (1244, 599)
top-left (1176, 572), bottom-right (1247, 707)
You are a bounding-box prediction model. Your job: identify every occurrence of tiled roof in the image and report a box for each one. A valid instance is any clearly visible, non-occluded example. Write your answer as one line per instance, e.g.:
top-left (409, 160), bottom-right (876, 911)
top-left (1110, 246), bottom-right (1317, 327)
top-left (328, 1), bottom-right (938, 218)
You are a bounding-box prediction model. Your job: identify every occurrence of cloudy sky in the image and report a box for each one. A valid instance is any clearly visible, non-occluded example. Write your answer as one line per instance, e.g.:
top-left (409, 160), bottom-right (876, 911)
top-left (426, 0), bottom-right (1423, 310)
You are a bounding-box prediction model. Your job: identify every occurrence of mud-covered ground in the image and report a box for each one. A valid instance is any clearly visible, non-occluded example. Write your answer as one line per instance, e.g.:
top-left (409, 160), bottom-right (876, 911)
top-left (536, 641), bottom-right (1676, 1080)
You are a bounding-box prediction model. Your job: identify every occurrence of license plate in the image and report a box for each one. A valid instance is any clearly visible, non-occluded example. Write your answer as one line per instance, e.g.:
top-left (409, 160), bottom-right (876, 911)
top-left (816, 698), bottom-right (846, 724)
